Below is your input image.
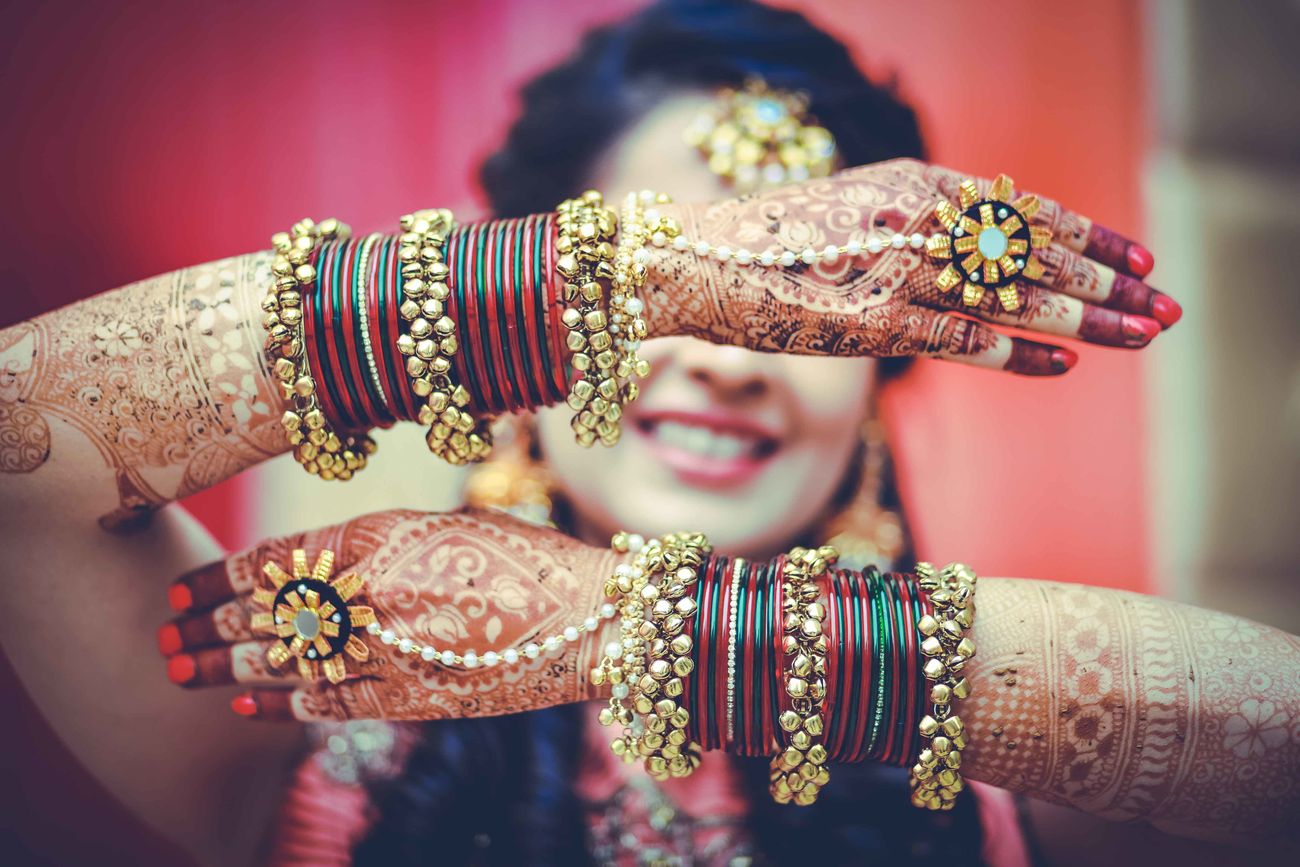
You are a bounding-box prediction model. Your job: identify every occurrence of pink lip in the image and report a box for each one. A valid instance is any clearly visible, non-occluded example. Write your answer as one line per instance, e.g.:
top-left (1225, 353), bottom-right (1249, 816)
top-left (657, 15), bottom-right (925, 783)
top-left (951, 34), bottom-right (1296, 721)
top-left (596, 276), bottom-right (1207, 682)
top-left (631, 409), bottom-right (783, 490)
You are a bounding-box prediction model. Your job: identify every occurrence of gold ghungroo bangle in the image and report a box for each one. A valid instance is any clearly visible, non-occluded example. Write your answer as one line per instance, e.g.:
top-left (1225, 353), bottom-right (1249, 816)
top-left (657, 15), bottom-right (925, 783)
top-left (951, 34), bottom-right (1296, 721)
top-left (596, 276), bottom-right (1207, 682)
top-left (264, 218), bottom-right (376, 480)
top-left (394, 208), bottom-right (493, 465)
top-left (909, 562), bottom-right (978, 810)
top-left (609, 190), bottom-right (671, 410)
top-left (592, 531), bottom-right (709, 780)
top-left (555, 191), bottom-right (620, 447)
top-left (770, 545), bottom-right (835, 805)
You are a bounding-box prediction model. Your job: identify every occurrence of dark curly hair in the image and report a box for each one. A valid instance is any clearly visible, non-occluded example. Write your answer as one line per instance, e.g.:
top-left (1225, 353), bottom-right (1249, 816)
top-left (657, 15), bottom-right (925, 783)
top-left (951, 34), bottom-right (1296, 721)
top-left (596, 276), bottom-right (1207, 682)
top-left (355, 2), bottom-right (986, 864)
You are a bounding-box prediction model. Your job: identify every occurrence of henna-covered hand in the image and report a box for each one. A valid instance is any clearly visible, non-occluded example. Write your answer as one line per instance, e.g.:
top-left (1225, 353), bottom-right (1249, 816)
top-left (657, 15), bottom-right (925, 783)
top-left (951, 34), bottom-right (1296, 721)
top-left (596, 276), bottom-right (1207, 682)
top-left (160, 515), bottom-right (1300, 843)
top-left (646, 158), bottom-right (1179, 376)
top-left (159, 507), bottom-right (618, 721)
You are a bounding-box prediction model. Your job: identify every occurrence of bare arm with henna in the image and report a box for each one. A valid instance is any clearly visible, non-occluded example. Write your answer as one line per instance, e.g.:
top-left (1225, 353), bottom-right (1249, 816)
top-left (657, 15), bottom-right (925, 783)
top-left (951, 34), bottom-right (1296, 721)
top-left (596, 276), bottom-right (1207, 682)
top-left (0, 161), bottom-right (1174, 528)
top-left (647, 158), bottom-right (1177, 374)
top-left (167, 509), bottom-right (1299, 847)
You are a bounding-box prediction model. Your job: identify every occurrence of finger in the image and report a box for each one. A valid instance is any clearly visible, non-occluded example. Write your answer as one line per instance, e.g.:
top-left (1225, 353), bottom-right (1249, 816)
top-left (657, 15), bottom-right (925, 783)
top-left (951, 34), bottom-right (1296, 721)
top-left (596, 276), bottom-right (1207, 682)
top-left (168, 531), bottom-right (309, 613)
top-left (1029, 196), bottom-right (1154, 279)
top-left (231, 679), bottom-right (383, 722)
top-left (158, 597), bottom-right (256, 656)
top-left (166, 640), bottom-right (290, 689)
top-left (951, 282), bottom-right (1162, 349)
top-left (1034, 244), bottom-right (1181, 328)
top-left (913, 311), bottom-right (1078, 377)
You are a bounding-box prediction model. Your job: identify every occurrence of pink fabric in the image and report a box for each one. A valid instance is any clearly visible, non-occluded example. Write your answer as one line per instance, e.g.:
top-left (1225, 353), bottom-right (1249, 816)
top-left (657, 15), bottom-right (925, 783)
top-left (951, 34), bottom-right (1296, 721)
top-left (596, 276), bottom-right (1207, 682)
top-left (264, 758), bottom-right (376, 867)
top-left (970, 781), bottom-right (1033, 867)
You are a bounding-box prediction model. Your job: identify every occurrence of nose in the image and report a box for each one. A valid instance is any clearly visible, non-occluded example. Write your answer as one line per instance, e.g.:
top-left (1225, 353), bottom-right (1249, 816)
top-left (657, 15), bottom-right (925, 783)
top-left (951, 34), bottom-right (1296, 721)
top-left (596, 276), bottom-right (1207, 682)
top-left (677, 341), bottom-right (772, 401)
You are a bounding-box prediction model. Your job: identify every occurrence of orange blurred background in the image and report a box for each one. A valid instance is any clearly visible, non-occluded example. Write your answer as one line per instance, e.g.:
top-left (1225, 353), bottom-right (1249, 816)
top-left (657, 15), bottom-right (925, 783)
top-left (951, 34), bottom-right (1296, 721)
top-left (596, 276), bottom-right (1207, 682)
top-left (0, 0), bottom-right (1153, 593)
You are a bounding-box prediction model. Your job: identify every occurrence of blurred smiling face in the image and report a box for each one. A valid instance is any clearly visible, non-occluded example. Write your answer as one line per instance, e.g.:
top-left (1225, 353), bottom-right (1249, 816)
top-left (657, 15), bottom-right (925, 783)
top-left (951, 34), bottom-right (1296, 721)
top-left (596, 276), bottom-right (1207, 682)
top-left (536, 93), bottom-right (876, 558)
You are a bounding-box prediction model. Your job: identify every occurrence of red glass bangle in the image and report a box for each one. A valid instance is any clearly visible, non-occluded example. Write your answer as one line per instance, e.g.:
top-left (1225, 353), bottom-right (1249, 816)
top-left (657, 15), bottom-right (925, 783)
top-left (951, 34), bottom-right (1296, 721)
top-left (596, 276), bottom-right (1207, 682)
top-left (505, 217), bottom-right (534, 412)
top-left (491, 220), bottom-right (522, 413)
top-left (817, 568), bottom-right (838, 755)
top-left (519, 215), bottom-right (548, 409)
top-left (394, 232), bottom-right (423, 422)
top-left (900, 573), bottom-right (931, 765)
top-left (324, 239), bottom-right (366, 428)
top-left (879, 576), bottom-right (904, 764)
top-left (483, 222), bottom-right (512, 415)
top-left (319, 239), bottom-right (353, 426)
top-left (738, 558), bottom-right (757, 756)
top-left (894, 575), bottom-right (920, 767)
top-left (497, 218), bottom-right (527, 411)
top-left (338, 238), bottom-right (384, 427)
top-left (760, 557), bottom-right (780, 754)
top-left (471, 223), bottom-right (504, 413)
top-left (687, 556), bottom-right (707, 745)
top-left (689, 554), bottom-right (714, 748)
top-left (753, 559), bottom-right (770, 756)
top-left (833, 568), bottom-right (857, 761)
top-left (364, 235), bottom-right (396, 424)
top-left (446, 223), bottom-right (480, 413)
top-left (715, 558), bottom-right (734, 752)
top-left (847, 570), bottom-right (873, 762)
top-left (541, 215), bottom-right (571, 400)
top-left (748, 558), bottom-right (764, 753)
top-left (301, 246), bottom-right (346, 430)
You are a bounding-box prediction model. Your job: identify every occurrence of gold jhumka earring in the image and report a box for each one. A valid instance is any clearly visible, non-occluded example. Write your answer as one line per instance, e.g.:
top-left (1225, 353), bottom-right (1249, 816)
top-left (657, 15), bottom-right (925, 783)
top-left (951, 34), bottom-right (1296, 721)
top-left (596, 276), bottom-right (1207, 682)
top-left (821, 418), bottom-right (907, 572)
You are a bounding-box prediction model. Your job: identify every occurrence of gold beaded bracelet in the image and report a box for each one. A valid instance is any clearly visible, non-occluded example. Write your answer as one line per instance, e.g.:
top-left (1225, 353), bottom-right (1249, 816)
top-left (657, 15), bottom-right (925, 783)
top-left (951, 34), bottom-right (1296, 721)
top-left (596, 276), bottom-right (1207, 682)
top-left (609, 190), bottom-right (674, 411)
top-left (555, 191), bottom-right (620, 447)
top-left (909, 561), bottom-right (978, 810)
top-left (394, 208), bottom-right (493, 465)
top-left (592, 531), bottom-right (709, 780)
top-left (264, 218), bottom-right (376, 480)
top-left (770, 545), bottom-right (835, 805)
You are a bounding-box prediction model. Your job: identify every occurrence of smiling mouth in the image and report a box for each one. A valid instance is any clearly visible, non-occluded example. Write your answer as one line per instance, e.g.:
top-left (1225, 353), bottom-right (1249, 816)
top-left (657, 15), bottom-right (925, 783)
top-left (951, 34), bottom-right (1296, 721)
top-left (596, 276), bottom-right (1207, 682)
top-left (635, 417), bottom-right (780, 462)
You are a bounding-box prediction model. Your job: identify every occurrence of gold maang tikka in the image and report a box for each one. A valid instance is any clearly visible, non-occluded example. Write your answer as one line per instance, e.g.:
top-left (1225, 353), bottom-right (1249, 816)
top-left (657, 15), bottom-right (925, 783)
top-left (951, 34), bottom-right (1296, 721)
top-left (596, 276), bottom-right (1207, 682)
top-left (684, 78), bottom-right (838, 193)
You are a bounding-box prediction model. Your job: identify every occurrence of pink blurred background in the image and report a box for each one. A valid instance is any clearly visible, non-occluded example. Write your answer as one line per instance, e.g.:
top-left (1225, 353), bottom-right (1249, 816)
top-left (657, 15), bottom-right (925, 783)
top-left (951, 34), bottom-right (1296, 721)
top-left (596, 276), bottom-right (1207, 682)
top-left (0, 0), bottom-right (1152, 592)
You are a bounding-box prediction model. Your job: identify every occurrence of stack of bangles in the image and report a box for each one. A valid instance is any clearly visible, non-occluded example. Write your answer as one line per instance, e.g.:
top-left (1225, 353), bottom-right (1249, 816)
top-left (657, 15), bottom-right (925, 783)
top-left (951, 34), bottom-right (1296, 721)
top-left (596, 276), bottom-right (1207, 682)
top-left (587, 535), bottom-right (978, 810)
top-left (258, 173), bottom-right (1044, 477)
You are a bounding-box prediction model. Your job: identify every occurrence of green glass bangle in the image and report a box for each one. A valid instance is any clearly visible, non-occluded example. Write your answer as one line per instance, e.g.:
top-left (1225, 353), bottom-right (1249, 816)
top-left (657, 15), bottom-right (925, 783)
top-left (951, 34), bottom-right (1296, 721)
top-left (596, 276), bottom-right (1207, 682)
top-left (882, 571), bottom-right (909, 765)
top-left (843, 565), bottom-right (866, 761)
top-left (350, 234), bottom-right (388, 421)
top-left (830, 569), bottom-right (853, 760)
top-left (328, 239), bottom-right (370, 427)
top-left (752, 558), bottom-right (769, 756)
top-left (472, 222), bottom-right (506, 412)
top-left (731, 558), bottom-right (748, 754)
top-left (707, 555), bottom-right (725, 750)
top-left (449, 225), bottom-right (482, 412)
top-left (495, 220), bottom-right (525, 409)
top-left (375, 237), bottom-right (411, 420)
top-left (532, 215), bottom-right (560, 398)
top-left (866, 568), bottom-right (890, 759)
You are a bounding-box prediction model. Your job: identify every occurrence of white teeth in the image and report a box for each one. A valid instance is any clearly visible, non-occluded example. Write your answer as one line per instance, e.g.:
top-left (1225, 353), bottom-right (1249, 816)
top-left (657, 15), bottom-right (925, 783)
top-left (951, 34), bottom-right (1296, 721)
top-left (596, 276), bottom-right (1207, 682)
top-left (653, 420), bottom-right (755, 459)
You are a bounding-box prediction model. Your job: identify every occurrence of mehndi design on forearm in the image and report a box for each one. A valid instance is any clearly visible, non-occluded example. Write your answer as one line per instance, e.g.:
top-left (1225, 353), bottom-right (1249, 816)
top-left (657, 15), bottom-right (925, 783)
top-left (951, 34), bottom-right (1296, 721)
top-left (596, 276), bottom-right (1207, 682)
top-left (0, 252), bottom-right (284, 529)
top-left (963, 579), bottom-right (1300, 843)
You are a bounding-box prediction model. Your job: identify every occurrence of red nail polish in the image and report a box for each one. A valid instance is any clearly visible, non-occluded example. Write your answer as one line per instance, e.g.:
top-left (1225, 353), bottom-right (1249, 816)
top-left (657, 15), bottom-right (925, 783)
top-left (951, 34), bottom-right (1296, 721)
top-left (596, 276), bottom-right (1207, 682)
top-left (168, 583), bottom-right (193, 612)
top-left (1050, 348), bottom-right (1078, 373)
top-left (231, 693), bottom-right (258, 717)
top-left (1152, 295), bottom-right (1183, 329)
top-left (157, 624), bottom-right (182, 657)
top-left (167, 653), bottom-right (196, 685)
top-left (1127, 244), bottom-right (1154, 278)
top-left (1122, 315), bottom-right (1160, 345)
